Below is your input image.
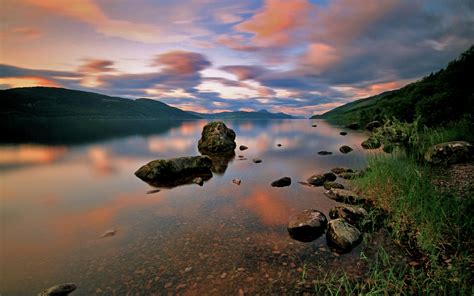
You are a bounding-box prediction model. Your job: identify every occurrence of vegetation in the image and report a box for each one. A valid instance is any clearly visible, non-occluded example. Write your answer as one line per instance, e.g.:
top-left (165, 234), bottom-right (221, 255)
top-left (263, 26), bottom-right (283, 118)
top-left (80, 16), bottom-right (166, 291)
top-left (314, 45), bottom-right (474, 128)
top-left (0, 87), bottom-right (199, 120)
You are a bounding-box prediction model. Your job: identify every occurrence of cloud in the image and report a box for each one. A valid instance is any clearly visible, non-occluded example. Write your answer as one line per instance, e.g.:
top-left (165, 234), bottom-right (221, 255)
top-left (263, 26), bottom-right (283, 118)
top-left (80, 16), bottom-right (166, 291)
top-left (12, 27), bottom-right (43, 39)
top-left (234, 0), bottom-right (313, 47)
top-left (215, 34), bottom-right (259, 52)
top-left (219, 65), bottom-right (268, 80)
top-left (78, 59), bottom-right (115, 74)
top-left (152, 51), bottom-right (211, 75)
top-left (0, 64), bottom-right (81, 88)
top-left (25, 0), bottom-right (189, 43)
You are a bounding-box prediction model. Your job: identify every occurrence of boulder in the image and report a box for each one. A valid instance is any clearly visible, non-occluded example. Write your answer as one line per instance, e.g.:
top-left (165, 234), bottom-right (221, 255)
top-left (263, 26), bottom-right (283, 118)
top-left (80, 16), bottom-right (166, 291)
top-left (424, 141), bottom-right (473, 165)
top-left (239, 145), bottom-right (248, 151)
top-left (198, 121), bottom-right (236, 156)
top-left (38, 283), bottom-right (77, 296)
top-left (346, 122), bottom-right (360, 130)
top-left (340, 131), bottom-right (348, 136)
top-left (318, 151), bottom-right (332, 155)
top-left (326, 218), bottom-right (362, 253)
top-left (323, 172), bottom-right (337, 181)
top-left (287, 209), bottom-right (328, 242)
top-left (365, 120), bottom-right (382, 131)
top-left (323, 181), bottom-right (344, 190)
top-left (271, 177), bottom-right (291, 187)
top-left (361, 137), bottom-right (381, 149)
top-left (329, 205), bottom-right (368, 226)
top-left (339, 145), bottom-right (353, 154)
top-left (325, 188), bottom-right (366, 204)
top-left (135, 156), bottom-right (212, 187)
top-left (307, 174), bottom-right (326, 186)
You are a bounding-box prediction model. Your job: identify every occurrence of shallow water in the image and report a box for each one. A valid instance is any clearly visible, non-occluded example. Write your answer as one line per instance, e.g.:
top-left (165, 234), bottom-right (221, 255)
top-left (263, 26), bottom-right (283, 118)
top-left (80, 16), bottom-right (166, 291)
top-left (0, 119), bottom-right (372, 295)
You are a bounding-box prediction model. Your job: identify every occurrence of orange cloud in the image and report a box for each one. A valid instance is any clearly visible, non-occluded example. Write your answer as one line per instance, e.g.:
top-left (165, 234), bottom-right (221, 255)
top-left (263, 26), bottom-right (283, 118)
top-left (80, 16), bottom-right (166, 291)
top-left (78, 59), bottom-right (115, 74)
top-left (0, 76), bottom-right (60, 88)
top-left (153, 50), bottom-right (211, 75)
top-left (25, 0), bottom-right (186, 43)
top-left (234, 0), bottom-right (312, 47)
top-left (216, 34), bottom-right (259, 52)
top-left (332, 79), bottom-right (412, 99)
top-left (12, 27), bottom-right (42, 39)
top-left (302, 43), bottom-right (341, 73)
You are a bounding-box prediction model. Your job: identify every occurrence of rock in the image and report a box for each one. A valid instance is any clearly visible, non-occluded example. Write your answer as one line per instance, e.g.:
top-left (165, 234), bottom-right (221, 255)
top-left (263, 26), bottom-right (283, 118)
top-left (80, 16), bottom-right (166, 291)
top-left (198, 121), bottom-right (236, 156)
top-left (238, 155), bottom-right (245, 158)
top-left (287, 209), bottom-right (328, 242)
top-left (239, 145), bottom-right (248, 151)
top-left (135, 156), bottom-right (212, 187)
top-left (326, 218), bottom-right (362, 253)
top-left (365, 120), bottom-right (382, 131)
top-left (252, 158), bottom-right (262, 163)
top-left (323, 172), bottom-right (337, 181)
top-left (146, 189), bottom-right (161, 194)
top-left (325, 188), bottom-right (366, 204)
top-left (38, 283), bottom-right (77, 296)
top-left (193, 177), bottom-right (204, 186)
top-left (307, 174), bottom-right (326, 186)
top-left (329, 205), bottom-right (368, 226)
top-left (312, 124), bottom-right (317, 127)
top-left (323, 181), bottom-right (344, 190)
top-left (331, 167), bottom-right (352, 174)
top-left (318, 151), bottom-right (332, 155)
top-left (339, 171), bottom-right (362, 179)
top-left (339, 145), bottom-right (353, 154)
top-left (277, 144), bottom-right (282, 147)
top-left (271, 177), bottom-right (291, 187)
top-left (361, 137), bottom-right (381, 149)
top-left (346, 122), bottom-right (360, 130)
top-left (208, 153), bottom-right (235, 175)
top-left (232, 179), bottom-right (241, 185)
top-left (424, 141), bottom-right (473, 165)
top-left (339, 131), bottom-right (348, 136)
top-left (100, 229), bottom-right (117, 238)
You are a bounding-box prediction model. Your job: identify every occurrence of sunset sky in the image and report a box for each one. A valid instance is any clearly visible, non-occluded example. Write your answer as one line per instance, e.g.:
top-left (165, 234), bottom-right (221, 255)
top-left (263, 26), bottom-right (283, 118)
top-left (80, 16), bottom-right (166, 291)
top-left (1, 0), bottom-right (473, 116)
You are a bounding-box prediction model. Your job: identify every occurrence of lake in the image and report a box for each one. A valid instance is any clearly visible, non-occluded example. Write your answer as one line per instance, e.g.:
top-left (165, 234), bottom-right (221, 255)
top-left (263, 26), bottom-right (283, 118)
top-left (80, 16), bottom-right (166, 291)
top-left (0, 119), bottom-right (372, 295)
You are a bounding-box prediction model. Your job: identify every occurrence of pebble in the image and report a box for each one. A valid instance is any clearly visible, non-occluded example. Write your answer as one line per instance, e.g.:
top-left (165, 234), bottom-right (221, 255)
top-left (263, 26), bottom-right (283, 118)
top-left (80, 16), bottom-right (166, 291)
top-left (184, 267), bottom-right (193, 273)
top-left (220, 272), bottom-right (228, 279)
top-left (232, 179), bottom-right (242, 185)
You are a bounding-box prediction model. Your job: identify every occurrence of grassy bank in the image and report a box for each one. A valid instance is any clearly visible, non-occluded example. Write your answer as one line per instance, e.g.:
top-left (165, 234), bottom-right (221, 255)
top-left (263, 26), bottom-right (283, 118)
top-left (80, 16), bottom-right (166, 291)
top-left (315, 121), bottom-right (473, 294)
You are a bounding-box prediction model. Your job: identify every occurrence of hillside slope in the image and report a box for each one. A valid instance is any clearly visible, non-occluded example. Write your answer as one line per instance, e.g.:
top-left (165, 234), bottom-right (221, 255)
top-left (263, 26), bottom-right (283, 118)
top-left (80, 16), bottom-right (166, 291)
top-left (0, 87), bottom-right (199, 120)
top-left (314, 45), bottom-right (474, 127)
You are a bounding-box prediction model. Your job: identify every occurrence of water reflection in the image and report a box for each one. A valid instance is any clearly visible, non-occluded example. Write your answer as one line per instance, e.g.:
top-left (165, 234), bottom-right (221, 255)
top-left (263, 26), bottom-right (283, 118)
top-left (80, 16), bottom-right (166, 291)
top-left (1, 119), bottom-right (371, 295)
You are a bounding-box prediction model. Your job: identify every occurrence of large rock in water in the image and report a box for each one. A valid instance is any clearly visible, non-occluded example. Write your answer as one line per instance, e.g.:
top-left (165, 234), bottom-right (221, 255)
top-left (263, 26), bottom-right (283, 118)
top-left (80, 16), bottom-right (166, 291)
top-left (198, 121), bottom-right (236, 156)
top-left (271, 177), bottom-right (291, 187)
top-left (38, 283), bottom-right (77, 296)
top-left (424, 141), bottom-right (473, 165)
top-left (326, 218), bottom-right (362, 253)
top-left (288, 210), bottom-right (328, 242)
top-left (135, 156), bottom-right (212, 187)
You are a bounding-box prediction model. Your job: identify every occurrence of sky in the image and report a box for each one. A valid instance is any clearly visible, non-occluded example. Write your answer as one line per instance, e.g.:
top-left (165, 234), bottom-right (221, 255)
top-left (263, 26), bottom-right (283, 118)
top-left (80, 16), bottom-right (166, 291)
top-left (0, 0), bottom-right (473, 116)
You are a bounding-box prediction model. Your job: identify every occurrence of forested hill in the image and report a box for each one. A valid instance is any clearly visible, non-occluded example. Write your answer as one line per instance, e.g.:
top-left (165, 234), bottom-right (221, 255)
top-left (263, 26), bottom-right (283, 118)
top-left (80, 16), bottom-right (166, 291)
top-left (0, 87), bottom-right (199, 120)
top-left (314, 45), bottom-right (474, 127)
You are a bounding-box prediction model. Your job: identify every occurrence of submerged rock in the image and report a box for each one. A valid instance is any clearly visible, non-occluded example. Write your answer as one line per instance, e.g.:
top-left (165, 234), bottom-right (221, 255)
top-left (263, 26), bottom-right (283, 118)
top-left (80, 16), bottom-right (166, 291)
top-left (288, 209), bottom-right (328, 242)
top-left (38, 283), bottom-right (77, 296)
top-left (307, 174), bottom-right (326, 186)
top-left (339, 145), bottom-right (353, 154)
top-left (252, 158), bottom-right (262, 163)
top-left (198, 121), bottom-right (236, 156)
top-left (277, 143), bottom-right (282, 147)
top-left (339, 131), bottom-right (348, 136)
top-left (239, 145), bottom-right (248, 151)
top-left (323, 181), bottom-right (344, 190)
top-left (365, 120), bottom-right (382, 131)
top-left (312, 124), bottom-right (317, 127)
top-left (208, 153), bottom-right (235, 175)
top-left (326, 218), bottom-right (362, 253)
top-left (325, 188), bottom-right (366, 204)
top-left (361, 137), bottom-right (381, 149)
top-left (424, 141), bottom-right (473, 165)
top-left (318, 151), bottom-right (332, 155)
top-left (135, 156), bottom-right (212, 187)
top-left (329, 205), bottom-right (368, 226)
top-left (271, 177), bottom-right (291, 187)
top-left (346, 122), bottom-right (360, 130)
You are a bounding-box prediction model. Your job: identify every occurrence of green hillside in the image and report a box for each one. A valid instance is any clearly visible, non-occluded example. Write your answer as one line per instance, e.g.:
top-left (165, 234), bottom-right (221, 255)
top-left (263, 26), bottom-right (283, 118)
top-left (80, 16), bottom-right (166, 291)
top-left (314, 45), bottom-right (474, 127)
top-left (0, 87), bottom-right (199, 120)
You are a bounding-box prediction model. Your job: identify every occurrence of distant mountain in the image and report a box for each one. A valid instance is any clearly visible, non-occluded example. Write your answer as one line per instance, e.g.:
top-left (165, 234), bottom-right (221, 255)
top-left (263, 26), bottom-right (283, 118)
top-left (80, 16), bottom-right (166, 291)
top-left (313, 45), bottom-right (474, 127)
top-left (192, 109), bottom-right (301, 120)
top-left (0, 87), bottom-right (199, 120)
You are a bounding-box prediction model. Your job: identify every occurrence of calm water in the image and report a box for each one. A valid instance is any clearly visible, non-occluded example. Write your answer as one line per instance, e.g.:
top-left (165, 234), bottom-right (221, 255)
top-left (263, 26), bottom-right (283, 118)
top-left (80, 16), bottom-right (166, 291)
top-left (1, 119), bottom-right (372, 295)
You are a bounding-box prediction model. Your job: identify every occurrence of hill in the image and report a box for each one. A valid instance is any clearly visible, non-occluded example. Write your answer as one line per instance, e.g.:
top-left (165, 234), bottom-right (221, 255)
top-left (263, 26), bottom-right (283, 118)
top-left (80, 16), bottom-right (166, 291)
top-left (314, 45), bottom-right (474, 127)
top-left (192, 109), bottom-right (300, 120)
top-left (0, 87), bottom-right (199, 120)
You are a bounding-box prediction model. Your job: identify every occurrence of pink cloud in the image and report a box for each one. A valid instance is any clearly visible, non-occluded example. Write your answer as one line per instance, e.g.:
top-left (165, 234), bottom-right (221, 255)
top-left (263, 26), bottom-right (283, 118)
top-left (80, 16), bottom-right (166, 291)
top-left (78, 59), bottom-right (115, 74)
top-left (219, 65), bottom-right (266, 80)
top-left (12, 27), bottom-right (42, 39)
top-left (216, 34), bottom-right (259, 52)
top-left (152, 50), bottom-right (211, 75)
